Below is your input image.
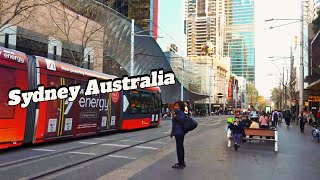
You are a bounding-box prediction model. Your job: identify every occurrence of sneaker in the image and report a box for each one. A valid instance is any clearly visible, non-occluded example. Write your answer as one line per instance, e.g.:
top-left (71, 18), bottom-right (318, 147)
top-left (172, 163), bottom-right (185, 169)
top-left (233, 144), bottom-right (239, 151)
top-left (235, 144), bottom-right (239, 151)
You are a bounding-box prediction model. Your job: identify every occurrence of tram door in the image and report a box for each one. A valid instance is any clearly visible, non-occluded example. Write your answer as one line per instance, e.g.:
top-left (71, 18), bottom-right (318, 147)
top-left (150, 92), bottom-right (161, 125)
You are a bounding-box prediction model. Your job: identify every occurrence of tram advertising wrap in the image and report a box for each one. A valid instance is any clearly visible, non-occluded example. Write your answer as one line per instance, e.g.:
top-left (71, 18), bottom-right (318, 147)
top-left (0, 47), bottom-right (161, 149)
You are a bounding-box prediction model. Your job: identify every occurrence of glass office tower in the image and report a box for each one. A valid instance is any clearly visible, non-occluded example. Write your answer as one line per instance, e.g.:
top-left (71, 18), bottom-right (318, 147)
top-left (224, 0), bottom-right (255, 83)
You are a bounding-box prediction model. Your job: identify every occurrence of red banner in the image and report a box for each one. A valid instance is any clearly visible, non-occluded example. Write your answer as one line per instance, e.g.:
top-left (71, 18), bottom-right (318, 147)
top-left (228, 78), bottom-right (233, 100)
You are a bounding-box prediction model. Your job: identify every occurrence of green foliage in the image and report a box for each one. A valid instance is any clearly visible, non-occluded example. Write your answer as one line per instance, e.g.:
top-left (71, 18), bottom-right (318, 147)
top-left (271, 87), bottom-right (283, 109)
top-left (247, 83), bottom-right (259, 108)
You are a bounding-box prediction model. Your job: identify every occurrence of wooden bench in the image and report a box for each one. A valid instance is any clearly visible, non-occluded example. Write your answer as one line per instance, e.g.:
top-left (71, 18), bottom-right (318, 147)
top-left (227, 128), bottom-right (278, 152)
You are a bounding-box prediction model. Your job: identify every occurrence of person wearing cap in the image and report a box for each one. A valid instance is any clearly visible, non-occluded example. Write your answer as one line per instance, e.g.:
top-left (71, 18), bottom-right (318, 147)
top-left (170, 101), bottom-right (187, 169)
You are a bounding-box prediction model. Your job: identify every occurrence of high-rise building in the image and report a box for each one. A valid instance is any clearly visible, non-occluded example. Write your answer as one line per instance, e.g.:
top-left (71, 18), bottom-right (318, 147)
top-left (101, 0), bottom-right (159, 40)
top-left (186, 0), bottom-right (226, 58)
top-left (224, 0), bottom-right (255, 83)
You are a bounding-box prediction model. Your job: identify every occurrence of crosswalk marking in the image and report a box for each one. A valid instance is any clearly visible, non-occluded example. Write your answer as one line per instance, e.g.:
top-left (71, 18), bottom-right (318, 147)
top-left (149, 141), bottom-right (166, 144)
top-left (94, 138), bottom-right (117, 141)
top-left (134, 146), bottom-right (158, 150)
top-left (68, 151), bottom-right (96, 156)
top-left (120, 140), bottom-right (144, 143)
top-left (101, 143), bottom-right (130, 147)
top-left (32, 148), bottom-right (55, 152)
top-left (79, 142), bottom-right (97, 145)
top-left (108, 155), bottom-right (136, 160)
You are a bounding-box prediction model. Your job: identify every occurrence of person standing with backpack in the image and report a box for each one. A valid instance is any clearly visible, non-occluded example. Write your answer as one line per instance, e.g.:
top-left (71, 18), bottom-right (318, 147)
top-left (272, 110), bottom-right (279, 127)
top-left (170, 101), bottom-right (187, 169)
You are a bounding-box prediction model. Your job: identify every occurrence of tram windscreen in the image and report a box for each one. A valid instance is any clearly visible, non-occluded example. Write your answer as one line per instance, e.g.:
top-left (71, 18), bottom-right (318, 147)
top-left (129, 90), bottom-right (160, 114)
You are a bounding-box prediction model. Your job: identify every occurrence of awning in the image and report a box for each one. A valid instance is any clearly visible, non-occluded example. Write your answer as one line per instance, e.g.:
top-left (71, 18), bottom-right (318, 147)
top-left (307, 79), bottom-right (320, 91)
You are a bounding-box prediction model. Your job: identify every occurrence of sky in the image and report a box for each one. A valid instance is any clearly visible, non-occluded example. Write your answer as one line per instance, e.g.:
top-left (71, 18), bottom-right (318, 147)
top-left (157, 0), bottom-right (302, 99)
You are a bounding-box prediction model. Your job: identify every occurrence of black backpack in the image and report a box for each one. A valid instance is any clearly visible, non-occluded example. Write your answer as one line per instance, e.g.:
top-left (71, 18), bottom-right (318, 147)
top-left (183, 116), bottom-right (198, 134)
top-left (273, 112), bottom-right (278, 120)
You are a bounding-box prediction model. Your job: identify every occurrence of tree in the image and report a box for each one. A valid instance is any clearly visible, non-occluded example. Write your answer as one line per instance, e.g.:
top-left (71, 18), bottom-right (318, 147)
top-left (287, 67), bottom-right (299, 109)
top-left (247, 83), bottom-right (259, 108)
top-left (257, 95), bottom-right (267, 111)
top-left (271, 87), bottom-right (283, 110)
top-left (0, 0), bottom-right (56, 31)
top-left (46, 0), bottom-right (105, 68)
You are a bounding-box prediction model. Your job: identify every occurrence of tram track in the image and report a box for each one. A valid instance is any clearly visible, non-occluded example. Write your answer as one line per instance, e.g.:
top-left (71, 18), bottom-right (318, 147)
top-left (0, 116), bottom-right (224, 170)
top-left (0, 116), bottom-right (226, 180)
top-left (23, 134), bottom-right (170, 180)
top-left (0, 126), bottom-right (165, 170)
top-left (23, 117), bottom-right (227, 180)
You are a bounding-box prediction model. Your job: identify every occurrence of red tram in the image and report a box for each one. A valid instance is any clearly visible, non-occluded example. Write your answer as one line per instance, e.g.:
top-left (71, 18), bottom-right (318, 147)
top-left (0, 47), bottom-right (161, 149)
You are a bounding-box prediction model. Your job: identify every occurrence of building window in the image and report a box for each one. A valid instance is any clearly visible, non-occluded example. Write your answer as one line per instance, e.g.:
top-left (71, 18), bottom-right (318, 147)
top-left (4, 33), bottom-right (9, 48)
top-left (53, 46), bottom-right (57, 60)
top-left (87, 54), bottom-right (91, 70)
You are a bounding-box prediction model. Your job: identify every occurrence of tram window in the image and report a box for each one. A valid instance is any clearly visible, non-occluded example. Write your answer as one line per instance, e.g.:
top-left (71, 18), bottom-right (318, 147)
top-left (140, 92), bottom-right (151, 114)
top-left (129, 91), bottom-right (141, 114)
top-left (0, 68), bottom-right (16, 119)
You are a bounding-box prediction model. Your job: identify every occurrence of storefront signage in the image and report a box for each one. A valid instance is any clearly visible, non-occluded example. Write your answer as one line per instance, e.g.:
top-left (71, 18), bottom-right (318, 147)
top-left (308, 96), bottom-right (320, 102)
top-left (228, 78), bottom-right (233, 100)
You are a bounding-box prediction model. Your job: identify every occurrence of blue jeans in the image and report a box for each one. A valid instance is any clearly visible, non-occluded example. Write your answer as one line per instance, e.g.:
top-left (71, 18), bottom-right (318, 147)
top-left (233, 133), bottom-right (242, 145)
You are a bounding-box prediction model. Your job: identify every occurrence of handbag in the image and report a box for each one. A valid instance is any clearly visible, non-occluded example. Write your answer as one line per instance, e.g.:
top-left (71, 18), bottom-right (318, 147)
top-left (183, 116), bottom-right (198, 133)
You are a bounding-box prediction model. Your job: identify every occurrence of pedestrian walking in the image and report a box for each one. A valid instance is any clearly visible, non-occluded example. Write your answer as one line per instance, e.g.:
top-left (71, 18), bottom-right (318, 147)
top-left (299, 112), bottom-right (307, 133)
top-left (278, 111), bottom-right (283, 125)
top-left (272, 110), bottom-right (279, 127)
top-left (284, 110), bottom-right (292, 127)
top-left (292, 112), bottom-right (297, 123)
top-left (170, 101), bottom-right (187, 169)
top-left (229, 117), bottom-right (244, 151)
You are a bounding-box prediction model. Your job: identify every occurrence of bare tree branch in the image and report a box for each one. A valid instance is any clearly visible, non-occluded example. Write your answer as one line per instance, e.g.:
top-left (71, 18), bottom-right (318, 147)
top-left (0, 0), bottom-right (58, 30)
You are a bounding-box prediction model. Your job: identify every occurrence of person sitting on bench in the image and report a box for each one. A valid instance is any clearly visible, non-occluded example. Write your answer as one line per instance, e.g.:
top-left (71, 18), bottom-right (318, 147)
top-left (229, 117), bottom-right (244, 151)
top-left (248, 119), bottom-right (259, 142)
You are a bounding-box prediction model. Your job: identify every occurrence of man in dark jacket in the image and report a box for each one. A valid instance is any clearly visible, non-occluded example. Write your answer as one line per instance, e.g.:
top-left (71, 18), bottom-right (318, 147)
top-left (170, 101), bottom-right (186, 169)
top-left (284, 110), bottom-right (292, 127)
top-left (241, 115), bottom-right (250, 142)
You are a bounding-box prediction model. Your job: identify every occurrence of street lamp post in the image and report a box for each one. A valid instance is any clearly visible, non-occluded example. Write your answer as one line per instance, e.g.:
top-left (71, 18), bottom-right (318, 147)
top-left (131, 19), bottom-right (135, 76)
top-left (181, 58), bottom-right (185, 101)
top-left (299, 0), bottom-right (304, 113)
top-left (265, 1), bottom-right (304, 113)
top-left (209, 67), bottom-right (211, 115)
